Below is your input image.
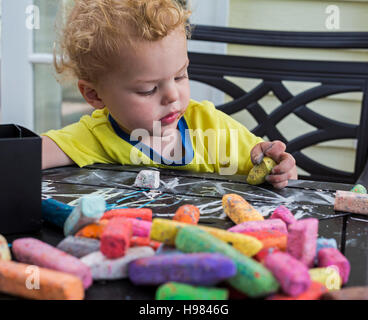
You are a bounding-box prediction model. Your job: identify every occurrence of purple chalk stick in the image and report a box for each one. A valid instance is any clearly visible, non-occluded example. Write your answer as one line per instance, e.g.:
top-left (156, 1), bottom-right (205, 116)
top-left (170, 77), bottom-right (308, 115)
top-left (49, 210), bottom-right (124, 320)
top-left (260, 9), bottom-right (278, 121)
top-left (270, 206), bottom-right (296, 226)
top-left (227, 219), bottom-right (287, 234)
top-left (128, 253), bottom-right (236, 286)
top-left (12, 238), bottom-right (92, 289)
top-left (265, 251), bottom-right (311, 297)
top-left (318, 248), bottom-right (350, 284)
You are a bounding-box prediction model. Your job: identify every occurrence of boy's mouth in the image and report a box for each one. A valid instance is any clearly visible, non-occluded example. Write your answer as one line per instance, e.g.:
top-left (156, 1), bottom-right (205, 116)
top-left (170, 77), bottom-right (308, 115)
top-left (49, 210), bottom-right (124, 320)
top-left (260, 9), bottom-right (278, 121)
top-left (160, 111), bottom-right (181, 125)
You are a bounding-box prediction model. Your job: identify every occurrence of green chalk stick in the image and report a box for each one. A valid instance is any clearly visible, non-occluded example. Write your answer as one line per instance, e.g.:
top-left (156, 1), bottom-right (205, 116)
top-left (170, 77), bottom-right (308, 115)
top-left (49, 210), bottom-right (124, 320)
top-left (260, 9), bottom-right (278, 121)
top-left (175, 226), bottom-right (279, 298)
top-left (156, 282), bottom-right (228, 300)
top-left (350, 184), bottom-right (367, 194)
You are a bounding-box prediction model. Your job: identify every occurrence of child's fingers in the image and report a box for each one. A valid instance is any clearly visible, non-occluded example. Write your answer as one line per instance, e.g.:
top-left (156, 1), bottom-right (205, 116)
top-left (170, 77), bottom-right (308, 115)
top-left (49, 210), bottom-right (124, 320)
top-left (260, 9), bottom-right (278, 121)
top-left (266, 171), bottom-right (289, 186)
top-left (251, 141), bottom-right (277, 165)
top-left (271, 180), bottom-right (289, 189)
top-left (270, 152), bottom-right (295, 175)
top-left (263, 140), bottom-right (286, 163)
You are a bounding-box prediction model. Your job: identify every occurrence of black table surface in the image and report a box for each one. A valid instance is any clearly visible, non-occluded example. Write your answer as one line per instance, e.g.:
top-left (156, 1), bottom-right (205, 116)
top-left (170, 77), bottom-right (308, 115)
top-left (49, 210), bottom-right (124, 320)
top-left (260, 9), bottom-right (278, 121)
top-left (2, 164), bottom-right (368, 300)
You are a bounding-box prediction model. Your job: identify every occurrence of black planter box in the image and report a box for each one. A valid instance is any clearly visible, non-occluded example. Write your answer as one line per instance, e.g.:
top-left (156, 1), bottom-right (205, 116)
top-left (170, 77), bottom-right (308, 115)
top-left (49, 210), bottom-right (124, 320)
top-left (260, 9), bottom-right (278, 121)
top-left (0, 124), bottom-right (42, 235)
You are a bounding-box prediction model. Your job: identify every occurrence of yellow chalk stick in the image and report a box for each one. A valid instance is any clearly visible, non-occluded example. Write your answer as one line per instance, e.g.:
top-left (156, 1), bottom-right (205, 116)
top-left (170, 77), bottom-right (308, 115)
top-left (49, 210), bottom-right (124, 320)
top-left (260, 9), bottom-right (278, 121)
top-left (247, 157), bottom-right (276, 185)
top-left (222, 194), bottom-right (264, 224)
top-left (0, 235), bottom-right (11, 261)
top-left (150, 218), bottom-right (263, 257)
top-left (309, 267), bottom-right (342, 291)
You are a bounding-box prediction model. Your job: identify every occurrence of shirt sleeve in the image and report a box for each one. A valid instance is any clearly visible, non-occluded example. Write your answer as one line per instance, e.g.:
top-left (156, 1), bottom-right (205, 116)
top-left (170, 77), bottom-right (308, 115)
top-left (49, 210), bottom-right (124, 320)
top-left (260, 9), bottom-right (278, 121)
top-left (42, 119), bottom-right (115, 167)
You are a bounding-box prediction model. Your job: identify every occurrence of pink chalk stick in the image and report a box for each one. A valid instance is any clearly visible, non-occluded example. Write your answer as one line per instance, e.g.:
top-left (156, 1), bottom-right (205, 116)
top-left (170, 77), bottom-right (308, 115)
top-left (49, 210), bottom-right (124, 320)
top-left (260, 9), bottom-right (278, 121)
top-left (287, 218), bottom-right (318, 267)
top-left (334, 190), bottom-right (368, 215)
top-left (270, 206), bottom-right (297, 226)
top-left (265, 252), bottom-right (311, 296)
top-left (227, 219), bottom-right (287, 234)
top-left (12, 238), bottom-right (92, 289)
top-left (318, 248), bottom-right (350, 284)
top-left (100, 218), bottom-right (133, 259)
top-left (125, 218), bottom-right (152, 238)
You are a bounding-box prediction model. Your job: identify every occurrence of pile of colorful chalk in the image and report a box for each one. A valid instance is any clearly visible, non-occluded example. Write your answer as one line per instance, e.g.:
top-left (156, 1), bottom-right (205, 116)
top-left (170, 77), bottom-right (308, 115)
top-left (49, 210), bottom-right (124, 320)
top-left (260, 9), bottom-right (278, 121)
top-left (0, 186), bottom-right (367, 300)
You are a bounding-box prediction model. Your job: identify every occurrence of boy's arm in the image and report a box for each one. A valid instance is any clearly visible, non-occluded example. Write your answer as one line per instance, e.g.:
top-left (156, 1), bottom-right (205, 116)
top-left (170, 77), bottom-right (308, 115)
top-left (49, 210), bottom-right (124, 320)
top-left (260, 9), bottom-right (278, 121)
top-left (41, 136), bottom-right (75, 170)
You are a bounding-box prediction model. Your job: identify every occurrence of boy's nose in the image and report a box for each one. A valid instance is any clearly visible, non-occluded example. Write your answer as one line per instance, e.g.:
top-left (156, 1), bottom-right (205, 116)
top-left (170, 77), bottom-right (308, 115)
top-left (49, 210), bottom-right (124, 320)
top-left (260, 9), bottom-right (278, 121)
top-left (161, 83), bottom-right (179, 106)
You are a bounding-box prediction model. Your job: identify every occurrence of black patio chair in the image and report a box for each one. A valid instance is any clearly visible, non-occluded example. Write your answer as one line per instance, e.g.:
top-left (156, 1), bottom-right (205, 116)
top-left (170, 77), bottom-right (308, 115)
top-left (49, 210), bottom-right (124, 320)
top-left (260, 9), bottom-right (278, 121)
top-left (188, 24), bottom-right (368, 185)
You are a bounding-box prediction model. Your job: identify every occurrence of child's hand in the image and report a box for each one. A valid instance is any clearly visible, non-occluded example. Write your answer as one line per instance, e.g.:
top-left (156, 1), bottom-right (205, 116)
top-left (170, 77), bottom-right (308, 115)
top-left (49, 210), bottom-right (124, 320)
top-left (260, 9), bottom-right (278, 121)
top-left (250, 141), bottom-right (298, 189)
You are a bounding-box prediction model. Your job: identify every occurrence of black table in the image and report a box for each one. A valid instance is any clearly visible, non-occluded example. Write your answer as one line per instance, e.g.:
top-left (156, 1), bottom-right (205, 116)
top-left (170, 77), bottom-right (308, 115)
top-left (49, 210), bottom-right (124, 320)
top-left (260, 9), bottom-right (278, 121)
top-left (2, 164), bottom-right (368, 300)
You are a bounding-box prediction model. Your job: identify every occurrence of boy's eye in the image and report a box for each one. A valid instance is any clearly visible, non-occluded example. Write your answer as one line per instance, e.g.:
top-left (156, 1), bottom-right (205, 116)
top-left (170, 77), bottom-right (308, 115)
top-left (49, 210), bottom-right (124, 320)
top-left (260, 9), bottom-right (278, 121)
top-left (175, 74), bottom-right (188, 81)
top-left (137, 87), bottom-right (157, 96)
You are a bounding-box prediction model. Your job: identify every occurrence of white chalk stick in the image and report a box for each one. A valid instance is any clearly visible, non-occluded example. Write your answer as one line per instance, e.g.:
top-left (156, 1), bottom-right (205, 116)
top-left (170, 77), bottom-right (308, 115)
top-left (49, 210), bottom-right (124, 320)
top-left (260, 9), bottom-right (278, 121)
top-left (80, 246), bottom-right (155, 280)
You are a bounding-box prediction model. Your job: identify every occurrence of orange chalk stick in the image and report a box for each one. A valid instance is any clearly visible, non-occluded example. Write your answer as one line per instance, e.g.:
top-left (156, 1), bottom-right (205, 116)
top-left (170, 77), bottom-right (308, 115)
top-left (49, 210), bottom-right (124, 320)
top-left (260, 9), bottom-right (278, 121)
top-left (101, 208), bottom-right (152, 221)
top-left (242, 230), bottom-right (287, 251)
top-left (173, 205), bottom-right (200, 225)
top-left (0, 260), bottom-right (84, 300)
top-left (222, 194), bottom-right (264, 224)
top-left (130, 236), bottom-right (162, 250)
top-left (267, 282), bottom-right (327, 300)
top-left (75, 220), bottom-right (108, 239)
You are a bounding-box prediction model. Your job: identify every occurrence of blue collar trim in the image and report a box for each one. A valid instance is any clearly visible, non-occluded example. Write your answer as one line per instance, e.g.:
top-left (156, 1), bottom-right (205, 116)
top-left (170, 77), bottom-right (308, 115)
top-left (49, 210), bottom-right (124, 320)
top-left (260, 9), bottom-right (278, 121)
top-left (108, 114), bottom-right (194, 166)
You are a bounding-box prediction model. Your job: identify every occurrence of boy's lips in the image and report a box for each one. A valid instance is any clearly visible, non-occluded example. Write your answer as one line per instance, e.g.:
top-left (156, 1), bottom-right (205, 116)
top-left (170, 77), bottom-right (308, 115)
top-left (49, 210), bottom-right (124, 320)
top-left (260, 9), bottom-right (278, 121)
top-left (160, 111), bottom-right (181, 125)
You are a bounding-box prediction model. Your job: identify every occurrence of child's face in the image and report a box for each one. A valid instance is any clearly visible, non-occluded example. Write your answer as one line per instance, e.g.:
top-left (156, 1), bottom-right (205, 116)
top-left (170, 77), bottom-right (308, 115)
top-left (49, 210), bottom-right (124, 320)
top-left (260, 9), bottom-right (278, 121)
top-left (96, 28), bottom-right (190, 137)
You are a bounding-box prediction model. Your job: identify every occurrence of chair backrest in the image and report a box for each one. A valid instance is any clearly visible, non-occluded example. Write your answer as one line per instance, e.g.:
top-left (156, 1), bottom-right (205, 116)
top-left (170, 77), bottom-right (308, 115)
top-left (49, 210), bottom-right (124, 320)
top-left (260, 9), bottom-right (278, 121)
top-left (188, 25), bottom-right (368, 184)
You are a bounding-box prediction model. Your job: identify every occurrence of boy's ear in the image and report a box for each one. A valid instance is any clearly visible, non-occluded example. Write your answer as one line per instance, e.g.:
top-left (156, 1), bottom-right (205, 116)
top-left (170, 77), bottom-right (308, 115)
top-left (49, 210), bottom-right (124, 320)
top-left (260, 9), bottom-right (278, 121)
top-left (77, 80), bottom-right (105, 109)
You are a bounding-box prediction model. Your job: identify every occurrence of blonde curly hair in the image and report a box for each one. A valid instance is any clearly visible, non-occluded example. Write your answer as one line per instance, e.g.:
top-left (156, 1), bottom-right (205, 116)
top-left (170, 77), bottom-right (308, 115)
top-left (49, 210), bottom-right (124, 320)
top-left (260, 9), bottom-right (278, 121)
top-left (54, 0), bottom-right (191, 84)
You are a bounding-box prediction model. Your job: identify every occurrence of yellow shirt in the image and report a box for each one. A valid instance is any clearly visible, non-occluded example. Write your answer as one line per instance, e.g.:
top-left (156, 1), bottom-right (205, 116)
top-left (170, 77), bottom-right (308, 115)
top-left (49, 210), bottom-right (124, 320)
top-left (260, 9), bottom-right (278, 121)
top-left (42, 99), bottom-right (263, 175)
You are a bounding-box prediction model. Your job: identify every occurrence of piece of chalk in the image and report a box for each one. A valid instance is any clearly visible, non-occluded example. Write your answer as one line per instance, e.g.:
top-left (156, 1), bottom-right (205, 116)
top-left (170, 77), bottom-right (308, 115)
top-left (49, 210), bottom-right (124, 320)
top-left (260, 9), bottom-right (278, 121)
top-left (317, 248), bottom-right (350, 284)
top-left (63, 195), bottom-right (106, 236)
top-left (130, 236), bottom-right (162, 250)
top-left (264, 251), bottom-right (311, 296)
top-left (309, 267), bottom-right (342, 291)
top-left (134, 170), bottom-right (160, 189)
top-left (156, 282), bottom-right (228, 300)
top-left (334, 190), bottom-right (368, 215)
top-left (128, 253), bottom-right (237, 286)
top-left (100, 218), bottom-right (133, 259)
top-left (155, 244), bottom-right (184, 255)
top-left (0, 235), bottom-right (11, 261)
top-left (222, 194), bottom-right (264, 224)
top-left (241, 230), bottom-right (287, 251)
top-left (150, 218), bottom-right (263, 257)
top-left (175, 226), bottom-right (279, 298)
top-left (75, 220), bottom-right (108, 239)
top-left (315, 237), bottom-right (337, 265)
top-left (173, 205), bottom-right (200, 225)
top-left (42, 198), bottom-right (74, 228)
top-left (12, 238), bottom-right (92, 289)
top-left (228, 219), bottom-right (287, 234)
top-left (56, 236), bottom-right (100, 258)
top-left (321, 286), bottom-right (368, 300)
top-left (101, 208), bottom-right (152, 221)
top-left (270, 206), bottom-right (297, 226)
top-left (247, 157), bottom-right (276, 185)
top-left (125, 218), bottom-right (152, 237)
top-left (287, 218), bottom-right (318, 267)
top-left (0, 260), bottom-right (84, 300)
top-left (350, 184), bottom-right (367, 194)
top-left (81, 246), bottom-right (155, 280)
top-left (266, 281), bottom-right (327, 300)
top-left (254, 248), bottom-right (281, 264)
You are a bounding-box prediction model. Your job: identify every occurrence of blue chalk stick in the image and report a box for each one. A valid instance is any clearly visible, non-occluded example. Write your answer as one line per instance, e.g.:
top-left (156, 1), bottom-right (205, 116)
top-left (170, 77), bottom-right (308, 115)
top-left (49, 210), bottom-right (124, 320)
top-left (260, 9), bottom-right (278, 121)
top-left (64, 195), bottom-right (106, 236)
top-left (315, 237), bottom-right (338, 265)
top-left (42, 198), bottom-right (74, 228)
